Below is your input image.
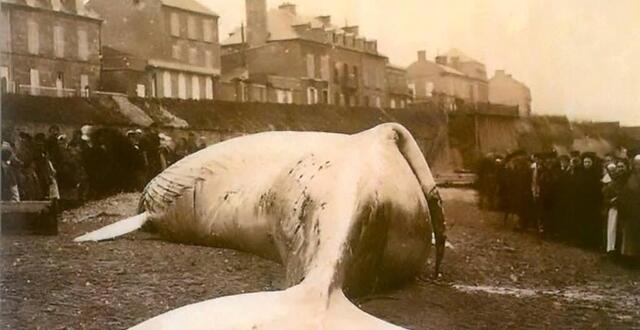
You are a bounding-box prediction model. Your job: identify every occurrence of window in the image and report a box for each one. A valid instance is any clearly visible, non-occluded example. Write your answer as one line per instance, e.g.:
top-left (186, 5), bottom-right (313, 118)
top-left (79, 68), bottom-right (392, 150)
top-left (27, 19), bottom-right (39, 54)
top-left (191, 75), bottom-right (200, 99)
top-left (78, 29), bottom-right (88, 60)
top-left (205, 77), bottom-right (213, 99)
top-left (278, 89), bottom-right (293, 104)
top-left (170, 12), bottom-right (180, 36)
top-left (276, 90), bottom-right (286, 104)
top-left (136, 84), bottom-right (146, 97)
top-left (203, 19), bottom-right (214, 42)
top-left (0, 66), bottom-right (8, 93)
top-left (333, 62), bottom-right (340, 83)
top-left (343, 63), bottom-right (349, 80)
top-left (187, 15), bottom-right (197, 39)
top-left (55, 72), bottom-right (64, 97)
top-left (29, 69), bottom-right (39, 95)
top-left (390, 99), bottom-right (396, 109)
top-left (188, 47), bottom-right (198, 64)
top-left (172, 44), bottom-right (182, 60)
top-left (53, 25), bottom-right (64, 58)
top-left (307, 87), bottom-right (318, 105)
top-left (322, 89), bottom-right (329, 104)
top-left (320, 56), bottom-right (330, 81)
top-left (426, 82), bottom-right (434, 97)
top-left (80, 74), bottom-right (89, 96)
top-left (375, 96), bottom-right (381, 108)
top-left (151, 74), bottom-right (157, 97)
top-left (163, 71), bottom-right (172, 98)
top-left (408, 83), bottom-right (416, 98)
top-left (205, 50), bottom-right (212, 68)
top-left (178, 73), bottom-right (186, 99)
top-left (306, 54), bottom-right (315, 79)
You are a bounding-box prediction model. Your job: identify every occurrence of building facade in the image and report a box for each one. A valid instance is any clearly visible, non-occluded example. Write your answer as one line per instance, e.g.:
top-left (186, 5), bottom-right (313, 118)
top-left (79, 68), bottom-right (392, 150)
top-left (489, 69), bottom-right (532, 116)
top-left (407, 49), bottom-right (488, 110)
top-left (0, 0), bottom-right (102, 97)
top-left (220, 1), bottom-right (388, 107)
top-left (385, 64), bottom-right (411, 109)
top-left (88, 0), bottom-right (220, 99)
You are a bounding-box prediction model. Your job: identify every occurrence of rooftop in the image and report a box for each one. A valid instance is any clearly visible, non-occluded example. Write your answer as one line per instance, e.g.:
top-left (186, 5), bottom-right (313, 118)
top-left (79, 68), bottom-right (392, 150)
top-left (222, 3), bottom-right (377, 54)
top-left (443, 48), bottom-right (482, 64)
top-left (161, 0), bottom-right (217, 16)
top-left (1, 0), bottom-right (101, 19)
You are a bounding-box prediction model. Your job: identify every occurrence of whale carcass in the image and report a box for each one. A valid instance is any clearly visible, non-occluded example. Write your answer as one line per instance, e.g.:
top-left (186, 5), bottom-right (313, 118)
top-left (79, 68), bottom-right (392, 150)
top-left (75, 122), bottom-right (446, 329)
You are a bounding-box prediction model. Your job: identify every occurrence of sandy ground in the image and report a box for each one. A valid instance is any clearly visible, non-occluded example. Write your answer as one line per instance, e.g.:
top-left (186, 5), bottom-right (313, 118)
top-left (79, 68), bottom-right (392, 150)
top-left (1, 189), bottom-right (639, 329)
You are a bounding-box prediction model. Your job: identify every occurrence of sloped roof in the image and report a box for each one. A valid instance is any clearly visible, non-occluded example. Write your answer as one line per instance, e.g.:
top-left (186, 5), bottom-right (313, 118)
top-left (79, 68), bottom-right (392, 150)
top-left (1, 0), bottom-right (101, 19)
top-left (444, 48), bottom-right (481, 64)
top-left (438, 64), bottom-right (466, 76)
top-left (161, 0), bottom-right (217, 16)
top-left (223, 7), bottom-right (338, 45)
top-left (407, 58), bottom-right (466, 77)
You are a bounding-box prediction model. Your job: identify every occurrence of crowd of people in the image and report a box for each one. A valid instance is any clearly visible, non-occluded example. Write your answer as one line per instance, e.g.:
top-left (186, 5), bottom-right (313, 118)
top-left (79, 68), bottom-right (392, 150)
top-left (477, 150), bottom-right (640, 266)
top-left (1, 125), bottom-right (209, 206)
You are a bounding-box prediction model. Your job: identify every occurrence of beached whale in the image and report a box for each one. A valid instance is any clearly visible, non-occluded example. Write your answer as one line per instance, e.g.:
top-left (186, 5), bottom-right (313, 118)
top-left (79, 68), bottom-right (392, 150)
top-left (75, 123), bottom-right (446, 329)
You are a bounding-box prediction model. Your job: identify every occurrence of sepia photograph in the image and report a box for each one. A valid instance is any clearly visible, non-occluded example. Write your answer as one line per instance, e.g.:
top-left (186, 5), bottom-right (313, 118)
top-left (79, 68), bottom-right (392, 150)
top-left (0, 0), bottom-right (639, 329)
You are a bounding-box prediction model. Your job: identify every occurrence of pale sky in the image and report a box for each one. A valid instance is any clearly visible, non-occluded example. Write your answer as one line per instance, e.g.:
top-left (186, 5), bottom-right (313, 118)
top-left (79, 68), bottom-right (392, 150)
top-left (201, 0), bottom-right (640, 126)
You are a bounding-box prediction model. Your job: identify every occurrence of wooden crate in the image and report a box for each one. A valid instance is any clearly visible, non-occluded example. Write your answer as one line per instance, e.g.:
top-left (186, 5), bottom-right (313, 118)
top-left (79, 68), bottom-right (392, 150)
top-left (0, 201), bottom-right (58, 235)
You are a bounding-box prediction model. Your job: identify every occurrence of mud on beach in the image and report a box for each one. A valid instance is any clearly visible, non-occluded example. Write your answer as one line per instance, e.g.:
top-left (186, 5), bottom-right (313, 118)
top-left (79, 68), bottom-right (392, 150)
top-left (1, 189), bottom-right (639, 329)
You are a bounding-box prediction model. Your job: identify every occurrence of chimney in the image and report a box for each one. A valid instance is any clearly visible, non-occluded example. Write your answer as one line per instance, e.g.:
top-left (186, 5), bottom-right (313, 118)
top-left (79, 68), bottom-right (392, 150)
top-left (435, 55), bottom-right (447, 66)
top-left (246, 0), bottom-right (269, 47)
top-left (279, 3), bottom-right (296, 15)
top-left (450, 56), bottom-right (460, 69)
top-left (316, 15), bottom-right (331, 27)
top-left (343, 26), bottom-right (359, 36)
top-left (75, 0), bottom-right (85, 14)
top-left (495, 69), bottom-right (506, 77)
top-left (292, 23), bottom-right (310, 35)
top-left (60, 0), bottom-right (77, 13)
top-left (417, 50), bottom-right (426, 62)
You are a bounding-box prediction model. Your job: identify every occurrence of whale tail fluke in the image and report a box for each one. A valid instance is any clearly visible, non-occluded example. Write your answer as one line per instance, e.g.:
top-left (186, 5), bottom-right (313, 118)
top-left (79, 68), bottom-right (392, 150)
top-left (74, 212), bottom-right (149, 242)
top-left (129, 284), bottom-right (403, 330)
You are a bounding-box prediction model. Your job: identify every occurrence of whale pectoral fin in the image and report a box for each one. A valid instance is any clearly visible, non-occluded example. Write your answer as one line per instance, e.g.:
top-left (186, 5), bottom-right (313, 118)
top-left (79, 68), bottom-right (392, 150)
top-left (129, 285), bottom-right (404, 330)
top-left (74, 212), bottom-right (149, 242)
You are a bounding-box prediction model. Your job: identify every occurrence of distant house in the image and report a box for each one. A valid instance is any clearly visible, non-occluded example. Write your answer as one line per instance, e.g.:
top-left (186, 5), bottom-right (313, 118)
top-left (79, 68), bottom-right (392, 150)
top-left (220, 1), bottom-right (388, 107)
top-left (407, 49), bottom-right (488, 110)
top-left (87, 0), bottom-right (221, 99)
top-left (385, 64), bottom-right (411, 109)
top-left (0, 0), bottom-right (102, 97)
top-left (489, 70), bottom-right (532, 116)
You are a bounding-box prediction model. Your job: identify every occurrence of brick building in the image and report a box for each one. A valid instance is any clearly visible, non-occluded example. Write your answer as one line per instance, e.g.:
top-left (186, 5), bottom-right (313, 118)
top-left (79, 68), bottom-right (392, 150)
top-left (385, 64), bottom-right (411, 109)
top-left (221, 1), bottom-right (388, 107)
top-left (489, 69), bottom-right (532, 116)
top-left (0, 0), bottom-right (102, 97)
top-left (407, 49), bottom-right (488, 110)
top-left (87, 0), bottom-right (220, 99)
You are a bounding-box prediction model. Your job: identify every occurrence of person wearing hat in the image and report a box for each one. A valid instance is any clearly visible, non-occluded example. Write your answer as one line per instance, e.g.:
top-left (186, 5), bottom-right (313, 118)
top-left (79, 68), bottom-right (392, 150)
top-left (619, 155), bottom-right (640, 266)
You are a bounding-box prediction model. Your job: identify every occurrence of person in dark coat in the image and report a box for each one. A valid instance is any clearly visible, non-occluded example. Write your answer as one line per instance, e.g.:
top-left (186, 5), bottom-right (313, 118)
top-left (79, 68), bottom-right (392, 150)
top-left (556, 154), bottom-right (581, 242)
top-left (45, 125), bottom-right (62, 169)
top-left (502, 151), bottom-right (534, 230)
top-left (537, 153), bottom-right (560, 238)
top-left (619, 155), bottom-right (640, 266)
top-left (576, 154), bottom-right (603, 249)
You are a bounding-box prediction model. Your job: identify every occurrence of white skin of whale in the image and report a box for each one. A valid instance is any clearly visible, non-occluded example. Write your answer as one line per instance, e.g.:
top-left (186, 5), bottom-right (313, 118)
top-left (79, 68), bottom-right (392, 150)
top-left (75, 123), bottom-right (445, 329)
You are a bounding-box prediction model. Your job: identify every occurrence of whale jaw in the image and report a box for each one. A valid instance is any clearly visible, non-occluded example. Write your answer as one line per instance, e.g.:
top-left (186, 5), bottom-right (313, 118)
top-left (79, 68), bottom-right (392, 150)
top-left (129, 282), bottom-right (403, 330)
